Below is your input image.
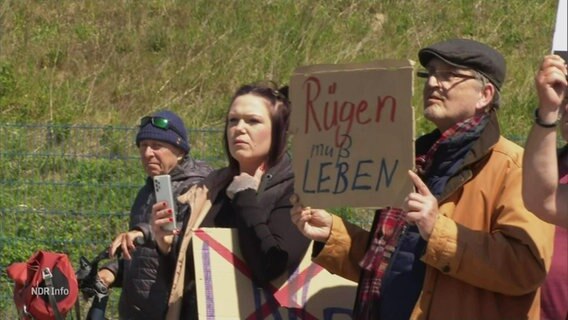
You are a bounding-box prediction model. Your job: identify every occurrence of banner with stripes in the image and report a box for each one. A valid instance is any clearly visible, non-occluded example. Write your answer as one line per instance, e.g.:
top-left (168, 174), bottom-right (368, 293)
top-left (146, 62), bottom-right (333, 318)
top-left (193, 228), bottom-right (357, 320)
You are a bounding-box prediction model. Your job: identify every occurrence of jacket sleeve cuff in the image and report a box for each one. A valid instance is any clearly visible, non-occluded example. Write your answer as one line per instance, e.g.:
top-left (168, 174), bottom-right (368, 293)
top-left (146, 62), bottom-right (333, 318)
top-left (132, 223), bottom-right (153, 243)
top-left (312, 240), bottom-right (325, 257)
top-left (313, 215), bottom-right (361, 278)
top-left (100, 260), bottom-right (119, 276)
top-left (100, 259), bottom-right (123, 285)
top-left (232, 189), bottom-right (265, 227)
top-left (421, 214), bottom-right (464, 275)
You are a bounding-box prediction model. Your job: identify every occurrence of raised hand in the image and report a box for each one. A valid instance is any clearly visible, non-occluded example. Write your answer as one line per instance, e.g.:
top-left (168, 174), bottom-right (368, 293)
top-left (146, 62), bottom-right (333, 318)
top-left (404, 170), bottom-right (439, 241)
top-left (290, 194), bottom-right (333, 243)
top-left (535, 55), bottom-right (567, 120)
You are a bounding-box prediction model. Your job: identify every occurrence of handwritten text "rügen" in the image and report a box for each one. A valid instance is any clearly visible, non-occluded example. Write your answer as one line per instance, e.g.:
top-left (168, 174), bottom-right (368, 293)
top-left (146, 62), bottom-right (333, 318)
top-left (303, 76), bottom-right (397, 147)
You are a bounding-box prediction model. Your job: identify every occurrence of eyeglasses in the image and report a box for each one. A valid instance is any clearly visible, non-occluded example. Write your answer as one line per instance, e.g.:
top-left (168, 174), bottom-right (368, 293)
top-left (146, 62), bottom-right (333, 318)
top-left (416, 70), bottom-right (478, 85)
top-left (139, 116), bottom-right (184, 138)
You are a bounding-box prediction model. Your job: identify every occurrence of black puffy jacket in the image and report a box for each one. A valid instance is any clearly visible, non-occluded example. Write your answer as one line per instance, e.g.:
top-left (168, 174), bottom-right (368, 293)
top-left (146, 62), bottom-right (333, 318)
top-left (101, 156), bottom-right (212, 320)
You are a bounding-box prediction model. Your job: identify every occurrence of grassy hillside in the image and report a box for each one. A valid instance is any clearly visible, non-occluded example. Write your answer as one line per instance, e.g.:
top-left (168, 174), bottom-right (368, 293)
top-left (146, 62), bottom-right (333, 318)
top-left (0, 0), bottom-right (559, 137)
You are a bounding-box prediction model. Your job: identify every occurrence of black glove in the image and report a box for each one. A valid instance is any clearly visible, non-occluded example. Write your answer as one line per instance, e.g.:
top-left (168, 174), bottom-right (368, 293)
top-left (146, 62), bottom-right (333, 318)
top-left (80, 274), bottom-right (109, 300)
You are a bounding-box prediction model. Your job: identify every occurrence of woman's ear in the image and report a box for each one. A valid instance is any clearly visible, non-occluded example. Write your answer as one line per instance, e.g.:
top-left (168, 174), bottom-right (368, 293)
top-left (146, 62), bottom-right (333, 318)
top-left (476, 83), bottom-right (496, 112)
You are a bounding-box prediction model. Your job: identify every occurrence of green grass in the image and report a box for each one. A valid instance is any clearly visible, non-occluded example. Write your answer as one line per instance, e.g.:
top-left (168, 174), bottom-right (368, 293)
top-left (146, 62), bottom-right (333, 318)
top-left (0, 0), bottom-right (559, 137)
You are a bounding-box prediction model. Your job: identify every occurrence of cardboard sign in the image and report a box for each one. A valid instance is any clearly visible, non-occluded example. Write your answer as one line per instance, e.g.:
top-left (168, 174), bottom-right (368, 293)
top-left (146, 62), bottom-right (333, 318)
top-left (552, 0), bottom-right (567, 60)
top-left (289, 60), bottom-right (415, 209)
top-left (192, 228), bottom-right (357, 320)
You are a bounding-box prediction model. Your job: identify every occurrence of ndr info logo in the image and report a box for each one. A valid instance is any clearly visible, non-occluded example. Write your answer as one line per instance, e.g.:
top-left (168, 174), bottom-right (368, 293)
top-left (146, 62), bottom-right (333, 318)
top-left (31, 286), bottom-right (70, 296)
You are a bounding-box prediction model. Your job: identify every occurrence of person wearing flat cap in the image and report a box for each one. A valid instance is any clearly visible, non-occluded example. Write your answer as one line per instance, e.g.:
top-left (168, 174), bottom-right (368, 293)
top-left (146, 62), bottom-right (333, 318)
top-left (93, 110), bottom-right (212, 320)
top-left (291, 39), bottom-right (554, 319)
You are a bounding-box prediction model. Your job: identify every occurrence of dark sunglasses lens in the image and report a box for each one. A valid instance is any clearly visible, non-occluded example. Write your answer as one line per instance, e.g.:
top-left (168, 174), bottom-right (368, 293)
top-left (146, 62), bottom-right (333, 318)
top-left (140, 116), bottom-right (151, 127)
top-left (152, 117), bottom-right (169, 130)
top-left (140, 116), bottom-right (169, 130)
top-left (416, 71), bottom-right (429, 78)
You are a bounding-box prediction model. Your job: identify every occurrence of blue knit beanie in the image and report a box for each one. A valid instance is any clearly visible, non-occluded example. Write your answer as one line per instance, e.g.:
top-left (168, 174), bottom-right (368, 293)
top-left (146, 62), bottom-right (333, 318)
top-left (135, 110), bottom-right (190, 154)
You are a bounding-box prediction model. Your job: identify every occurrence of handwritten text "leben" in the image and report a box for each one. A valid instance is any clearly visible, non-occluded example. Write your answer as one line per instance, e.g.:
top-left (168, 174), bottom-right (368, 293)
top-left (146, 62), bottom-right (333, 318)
top-left (302, 134), bottom-right (400, 194)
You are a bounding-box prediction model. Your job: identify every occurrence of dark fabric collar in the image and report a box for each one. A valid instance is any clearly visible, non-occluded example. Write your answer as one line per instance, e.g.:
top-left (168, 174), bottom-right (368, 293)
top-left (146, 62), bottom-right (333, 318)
top-left (462, 111), bottom-right (500, 168)
top-left (423, 114), bottom-right (490, 197)
top-left (169, 156), bottom-right (193, 179)
top-left (416, 111), bottom-right (500, 165)
top-left (416, 111), bottom-right (501, 199)
top-left (201, 153), bottom-right (293, 193)
top-left (201, 154), bottom-right (293, 228)
top-left (144, 156), bottom-right (201, 186)
top-left (258, 153), bottom-right (293, 192)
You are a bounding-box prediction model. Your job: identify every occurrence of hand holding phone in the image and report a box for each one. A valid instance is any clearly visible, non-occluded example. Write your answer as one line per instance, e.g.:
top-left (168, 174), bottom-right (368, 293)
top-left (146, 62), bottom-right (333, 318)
top-left (153, 174), bottom-right (177, 231)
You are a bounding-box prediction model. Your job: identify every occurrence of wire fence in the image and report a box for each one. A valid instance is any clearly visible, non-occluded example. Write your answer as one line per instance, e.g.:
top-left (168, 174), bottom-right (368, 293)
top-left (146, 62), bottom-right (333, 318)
top-left (0, 122), bottom-right (545, 318)
top-left (0, 123), bottom-right (225, 319)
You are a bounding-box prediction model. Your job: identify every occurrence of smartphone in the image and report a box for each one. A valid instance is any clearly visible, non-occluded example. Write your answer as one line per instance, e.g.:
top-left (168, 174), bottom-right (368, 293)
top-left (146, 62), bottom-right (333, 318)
top-left (153, 174), bottom-right (177, 231)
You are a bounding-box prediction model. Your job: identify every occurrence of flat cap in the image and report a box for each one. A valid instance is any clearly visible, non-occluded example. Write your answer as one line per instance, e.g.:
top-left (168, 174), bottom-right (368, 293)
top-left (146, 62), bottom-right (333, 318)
top-left (418, 39), bottom-right (506, 90)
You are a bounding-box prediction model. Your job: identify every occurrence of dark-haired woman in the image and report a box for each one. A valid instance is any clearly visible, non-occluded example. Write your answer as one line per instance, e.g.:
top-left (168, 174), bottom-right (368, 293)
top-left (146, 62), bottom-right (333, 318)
top-left (151, 83), bottom-right (310, 319)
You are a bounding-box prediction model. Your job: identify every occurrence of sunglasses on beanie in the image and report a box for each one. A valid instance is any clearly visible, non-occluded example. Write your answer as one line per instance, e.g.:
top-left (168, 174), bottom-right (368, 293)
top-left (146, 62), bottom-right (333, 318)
top-left (139, 116), bottom-right (184, 138)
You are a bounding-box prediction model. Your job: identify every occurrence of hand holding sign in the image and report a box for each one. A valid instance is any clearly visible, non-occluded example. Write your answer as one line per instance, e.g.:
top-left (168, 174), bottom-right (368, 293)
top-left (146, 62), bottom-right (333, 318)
top-left (290, 60), bottom-right (415, 209)
top-left (290, 194), bottom-right (333, 243)
top-left (404, 170), bottom-right (439, 241)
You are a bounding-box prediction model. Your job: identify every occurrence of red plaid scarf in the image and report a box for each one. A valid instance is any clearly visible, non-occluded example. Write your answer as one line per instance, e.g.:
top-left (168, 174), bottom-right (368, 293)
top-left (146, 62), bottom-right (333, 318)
top-left (355, 207), bottom-right (407, 319)
top-left (354, 114), bottom-right (487, 319)
top-left (416, 114), bottom-right (486, 177)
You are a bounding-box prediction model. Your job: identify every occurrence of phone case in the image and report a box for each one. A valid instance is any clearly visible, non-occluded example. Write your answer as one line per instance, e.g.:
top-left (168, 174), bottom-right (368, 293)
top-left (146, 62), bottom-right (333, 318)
top-left (153, 174), bottom-right (177, 231)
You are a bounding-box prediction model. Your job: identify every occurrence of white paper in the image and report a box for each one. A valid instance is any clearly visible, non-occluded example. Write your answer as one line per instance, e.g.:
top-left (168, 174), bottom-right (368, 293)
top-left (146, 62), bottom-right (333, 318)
top-left (552, 0), bottom-right (567, 55)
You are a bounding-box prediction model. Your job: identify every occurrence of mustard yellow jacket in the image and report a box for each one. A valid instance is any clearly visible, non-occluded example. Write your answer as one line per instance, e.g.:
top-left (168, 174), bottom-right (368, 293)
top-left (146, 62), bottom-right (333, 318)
top-left (314, 114), bottom-right (554, 319)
